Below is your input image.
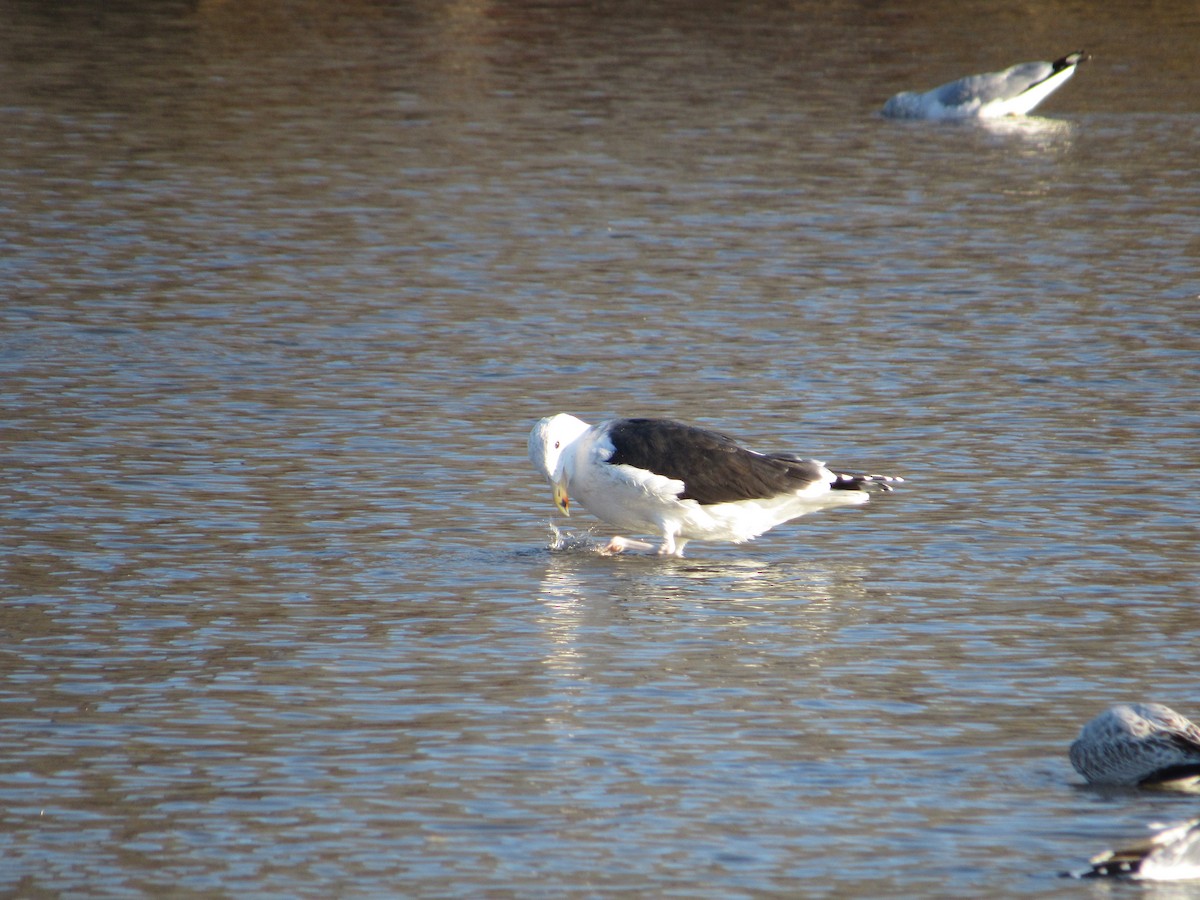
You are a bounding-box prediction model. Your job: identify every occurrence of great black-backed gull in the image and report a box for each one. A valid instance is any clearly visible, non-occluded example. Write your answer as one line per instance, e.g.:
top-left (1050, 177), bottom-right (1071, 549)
top-left (1069, 703), bottom-right (1200, 789)
top-left (527, 414), bottom-right (903, 557)
top-left (882, 51), bottom-right (1088, 120)
top-left (1072, 818), bottom-right (1200, 881)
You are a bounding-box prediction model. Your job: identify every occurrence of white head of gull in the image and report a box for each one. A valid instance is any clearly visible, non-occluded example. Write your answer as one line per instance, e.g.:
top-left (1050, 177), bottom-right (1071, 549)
top-left (1069, 702), bottom-right (1200, 789)
top-left (528, 413), bottom-right (902, 557)
top-left (882, 51), bottom-right (1089, 120)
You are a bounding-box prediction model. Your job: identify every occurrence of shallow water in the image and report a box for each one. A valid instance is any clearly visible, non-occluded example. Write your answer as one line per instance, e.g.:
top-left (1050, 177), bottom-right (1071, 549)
top-left (3, 0), bottom-right (1200, 895)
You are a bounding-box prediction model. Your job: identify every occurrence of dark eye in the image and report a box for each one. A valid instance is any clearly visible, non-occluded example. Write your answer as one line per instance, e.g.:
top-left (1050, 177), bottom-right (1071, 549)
top-left (554, 441), bottom-right (561, 449)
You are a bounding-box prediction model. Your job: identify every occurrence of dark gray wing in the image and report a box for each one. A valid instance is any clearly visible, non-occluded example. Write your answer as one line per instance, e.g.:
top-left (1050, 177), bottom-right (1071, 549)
top-left (603, 418), bottom-right (825, 506)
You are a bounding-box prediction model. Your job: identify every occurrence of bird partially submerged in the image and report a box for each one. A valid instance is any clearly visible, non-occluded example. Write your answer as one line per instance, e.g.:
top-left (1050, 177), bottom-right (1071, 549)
top-left (1072, 818), bottom-right (1200, 882)
top-left (882, 51), bottom-right (1089, 120)
top-left (1069, 703), bottom-right (1200, 789)
top-left (528, 414), bottom-right (902, 557)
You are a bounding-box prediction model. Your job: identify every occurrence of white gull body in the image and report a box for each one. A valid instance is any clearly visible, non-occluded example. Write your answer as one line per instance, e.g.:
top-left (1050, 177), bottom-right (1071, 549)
top-left (1069, 703), bottom-right (1200, 789)
top-left (528, 413), bottom-right (902, 557)
top-left (882, 51), bottom-right (1088, 120)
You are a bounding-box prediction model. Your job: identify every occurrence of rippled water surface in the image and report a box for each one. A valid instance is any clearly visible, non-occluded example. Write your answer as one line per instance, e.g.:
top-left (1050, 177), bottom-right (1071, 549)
top-left (3, 0), bottom-right (1199, 896)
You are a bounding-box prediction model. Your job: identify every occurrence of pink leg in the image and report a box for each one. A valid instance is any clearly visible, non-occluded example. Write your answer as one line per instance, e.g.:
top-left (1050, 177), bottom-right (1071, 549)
top-left (601, 536), bottom-right (658, 555)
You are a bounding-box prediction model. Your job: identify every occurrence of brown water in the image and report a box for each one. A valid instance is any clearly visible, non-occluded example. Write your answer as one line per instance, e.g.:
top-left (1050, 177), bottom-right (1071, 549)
top-left (3, 0), bottom-right (1200, 896)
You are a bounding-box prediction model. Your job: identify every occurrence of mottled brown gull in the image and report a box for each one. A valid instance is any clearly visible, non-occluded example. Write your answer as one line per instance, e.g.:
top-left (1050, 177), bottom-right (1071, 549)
top-left (1069, 702), bottom-right (1200, 789)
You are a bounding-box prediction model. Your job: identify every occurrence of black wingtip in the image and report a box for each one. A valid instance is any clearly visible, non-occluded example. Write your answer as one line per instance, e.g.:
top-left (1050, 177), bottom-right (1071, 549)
top-left (1054, 50), bottom-right (1090, 72)
top-left (831, 473), bottom-right (904, 493)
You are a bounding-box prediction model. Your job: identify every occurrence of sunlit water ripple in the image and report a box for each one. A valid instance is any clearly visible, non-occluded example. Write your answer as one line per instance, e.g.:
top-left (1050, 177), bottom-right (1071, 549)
top-left (2, 0), bottom-right (1199, 896)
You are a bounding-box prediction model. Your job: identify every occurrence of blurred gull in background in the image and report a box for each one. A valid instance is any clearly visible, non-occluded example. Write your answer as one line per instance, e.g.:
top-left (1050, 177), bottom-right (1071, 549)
top-left (882, 51), bottom-right (1088, 120)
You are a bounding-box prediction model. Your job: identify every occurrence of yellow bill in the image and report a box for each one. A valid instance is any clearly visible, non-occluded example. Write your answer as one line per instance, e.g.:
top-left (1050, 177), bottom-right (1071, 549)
top-left (553, 477), bottom-right (570, 516)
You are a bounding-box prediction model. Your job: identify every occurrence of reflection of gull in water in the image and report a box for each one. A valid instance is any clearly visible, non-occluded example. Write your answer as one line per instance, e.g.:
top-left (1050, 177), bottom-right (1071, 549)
top-left (1070, 703), bottom-right (1200, 789)
top-left (1073, 818), bottom-right (1200, 881)
top-left (976, 115), bottom-right (1074, 142)
top-left (532, 553), bottom-right (856, 713)
top-left (537, 537), bottom-right (865, 605)
top-left (882, 51), bottom-right (1088, 120)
